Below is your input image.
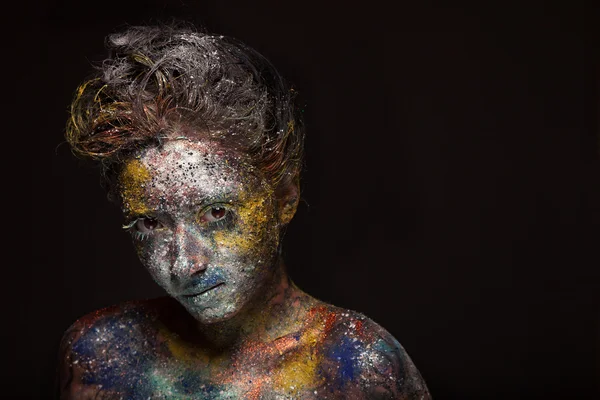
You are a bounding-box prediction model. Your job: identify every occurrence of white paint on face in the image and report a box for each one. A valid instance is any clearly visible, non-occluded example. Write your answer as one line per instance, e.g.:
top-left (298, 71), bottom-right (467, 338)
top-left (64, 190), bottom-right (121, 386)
top-left (118, 140), bottom-right (281, 324)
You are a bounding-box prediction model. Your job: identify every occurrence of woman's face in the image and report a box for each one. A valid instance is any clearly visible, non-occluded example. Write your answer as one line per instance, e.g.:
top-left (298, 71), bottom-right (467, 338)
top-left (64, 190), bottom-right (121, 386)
top-left (118, 139), bottom-right (281, 324)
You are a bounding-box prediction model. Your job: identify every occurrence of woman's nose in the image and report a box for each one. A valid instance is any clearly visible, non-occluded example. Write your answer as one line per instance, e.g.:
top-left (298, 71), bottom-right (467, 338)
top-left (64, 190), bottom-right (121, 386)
top-left (171, 224), bottom-right (209, 277)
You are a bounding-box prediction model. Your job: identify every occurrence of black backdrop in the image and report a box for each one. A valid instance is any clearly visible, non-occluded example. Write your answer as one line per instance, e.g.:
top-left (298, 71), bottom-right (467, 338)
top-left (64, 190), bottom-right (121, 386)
top-left (16, 1), bottom-right (599, 399)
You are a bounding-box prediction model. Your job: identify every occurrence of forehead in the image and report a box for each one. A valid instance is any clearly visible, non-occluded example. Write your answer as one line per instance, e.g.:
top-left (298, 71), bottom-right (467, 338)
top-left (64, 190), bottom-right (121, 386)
top-left (118, 140), bottom-right (265, 214)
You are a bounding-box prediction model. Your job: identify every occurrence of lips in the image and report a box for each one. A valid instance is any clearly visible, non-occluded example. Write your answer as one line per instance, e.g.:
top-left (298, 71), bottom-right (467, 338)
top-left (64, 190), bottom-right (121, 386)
top-left (180, 282), bottom-right (225, 298)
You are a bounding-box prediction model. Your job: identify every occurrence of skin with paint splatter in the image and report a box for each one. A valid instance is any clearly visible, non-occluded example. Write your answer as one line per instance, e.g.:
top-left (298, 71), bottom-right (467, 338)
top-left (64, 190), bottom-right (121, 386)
top-left (59, 139), bottom-right (431, 399)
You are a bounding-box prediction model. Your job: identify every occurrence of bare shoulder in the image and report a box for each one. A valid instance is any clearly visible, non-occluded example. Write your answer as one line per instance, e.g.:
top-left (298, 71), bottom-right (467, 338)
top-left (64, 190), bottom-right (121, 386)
top-left (311, 304), bottom-right (432, 399)
top-left (59, 298), bottom-right (170, 356)
top-left (57, 297), bottom-right (176, 398)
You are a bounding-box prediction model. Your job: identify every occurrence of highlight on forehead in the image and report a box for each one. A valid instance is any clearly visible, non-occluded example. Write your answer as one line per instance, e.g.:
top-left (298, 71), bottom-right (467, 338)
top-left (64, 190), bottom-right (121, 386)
top-left (117, 139), bottom-right (271, 216)
top-left (141, 139), bottom-right (254, 170)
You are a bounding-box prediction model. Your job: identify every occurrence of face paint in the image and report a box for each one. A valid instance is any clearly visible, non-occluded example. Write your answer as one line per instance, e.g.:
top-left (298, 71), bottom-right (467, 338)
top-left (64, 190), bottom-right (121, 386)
top-left (67, 140), bottom-right (432, 397)
top-left (118, 139), bottom-right (280, 324)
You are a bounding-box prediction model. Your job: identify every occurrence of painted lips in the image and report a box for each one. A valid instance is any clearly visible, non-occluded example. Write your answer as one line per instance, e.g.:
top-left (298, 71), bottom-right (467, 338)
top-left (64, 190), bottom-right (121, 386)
top-left (180, 282), bottom-right (225, 298)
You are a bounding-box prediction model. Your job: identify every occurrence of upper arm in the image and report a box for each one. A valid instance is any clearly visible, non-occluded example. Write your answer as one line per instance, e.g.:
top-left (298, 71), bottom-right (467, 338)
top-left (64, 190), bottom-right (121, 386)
top-left (56, 320), bottom-right (117, 400)
top-left (359, 329), bottom-right (431, 399)
top-left (56, 303), bottom-right (160, 399)
top-left (322, 314), bottom-right (431, 399)
top-left (57, 320), bottom-right (100, 399)
top-left (57, 321), bottom-right (83, 399)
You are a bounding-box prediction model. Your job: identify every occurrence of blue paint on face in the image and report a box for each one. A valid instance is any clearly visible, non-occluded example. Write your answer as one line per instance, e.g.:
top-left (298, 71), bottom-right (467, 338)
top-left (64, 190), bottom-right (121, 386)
top-left (125, 142), bottom-right (281, 325)
top-left (186, 269), bottom-right (226, 292)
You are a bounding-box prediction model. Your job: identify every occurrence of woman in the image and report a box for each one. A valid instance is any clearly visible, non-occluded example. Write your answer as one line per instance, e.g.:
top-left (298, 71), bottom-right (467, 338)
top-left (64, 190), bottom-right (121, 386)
top-left (58, 24), bottom-right (431, 399)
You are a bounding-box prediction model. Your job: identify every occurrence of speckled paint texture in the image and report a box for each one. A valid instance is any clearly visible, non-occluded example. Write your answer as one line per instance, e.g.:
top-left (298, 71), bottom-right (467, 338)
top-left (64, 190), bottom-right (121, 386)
top-left (60, 24), bottom-right (431, 398)
top-left (59, 138), bottom-right (431, 399)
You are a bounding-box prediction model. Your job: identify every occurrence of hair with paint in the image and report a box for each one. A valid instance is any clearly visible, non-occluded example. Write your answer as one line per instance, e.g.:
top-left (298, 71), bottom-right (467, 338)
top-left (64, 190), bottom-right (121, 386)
top-left (66, 23), bottom-right (304, 193)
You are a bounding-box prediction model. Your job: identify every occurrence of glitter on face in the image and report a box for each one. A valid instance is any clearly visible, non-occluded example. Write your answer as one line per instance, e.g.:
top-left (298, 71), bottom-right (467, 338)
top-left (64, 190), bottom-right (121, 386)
top-left (59, 138), bottom-right (431, 398)
top-left (119, 159), bottom-right (152, 216)
top-left (60, 25), bottom-right (431, 398)
top-left (119, 139), bottom-right (280, 324)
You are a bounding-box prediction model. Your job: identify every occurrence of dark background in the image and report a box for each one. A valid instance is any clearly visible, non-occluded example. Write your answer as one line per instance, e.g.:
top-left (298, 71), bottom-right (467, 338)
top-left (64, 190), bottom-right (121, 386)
top-left (14, 1), bottom-right (599, 398)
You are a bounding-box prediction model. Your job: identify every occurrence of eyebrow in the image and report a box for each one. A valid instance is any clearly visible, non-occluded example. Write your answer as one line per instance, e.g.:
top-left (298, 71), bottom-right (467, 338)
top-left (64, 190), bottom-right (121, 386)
top-left (189, 192), bottom-right (240, 209)
top-left (124, 189), bottom-right (241, 217)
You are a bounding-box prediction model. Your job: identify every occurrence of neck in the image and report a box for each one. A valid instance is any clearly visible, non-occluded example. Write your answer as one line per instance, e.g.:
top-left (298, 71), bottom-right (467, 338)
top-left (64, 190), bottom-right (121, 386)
top-left (195, 259), bottom-right (311, 349)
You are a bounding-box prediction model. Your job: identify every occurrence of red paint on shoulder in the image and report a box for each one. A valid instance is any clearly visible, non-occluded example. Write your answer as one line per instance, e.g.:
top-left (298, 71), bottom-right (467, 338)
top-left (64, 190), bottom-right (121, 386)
top-left (307, 305), bottom-right (327, 320)
top-left (354, 319), bottom-right (364, 336)
top-left (324, 312), bottom-right (337, 334)
top-left (307, 306), bottom-right (339, 335)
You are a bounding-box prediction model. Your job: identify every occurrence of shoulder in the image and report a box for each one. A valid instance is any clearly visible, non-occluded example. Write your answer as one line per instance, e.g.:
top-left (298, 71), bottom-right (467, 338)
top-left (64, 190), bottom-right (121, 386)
top-left (310, 305), bottom-right (431, 399)
top-left (57, 297), bottom-right (175, 397)
top-left (59, 298), bottom-right (167, 356)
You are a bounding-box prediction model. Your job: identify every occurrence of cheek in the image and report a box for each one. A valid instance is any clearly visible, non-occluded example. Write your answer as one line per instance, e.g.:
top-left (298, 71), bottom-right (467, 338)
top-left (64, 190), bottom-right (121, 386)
top-left (213, 199), bottom-right (280, 266)
top-left (133, 237), bottom-right (173, 281)
top-left (213, 229), bottom-right (279, 266)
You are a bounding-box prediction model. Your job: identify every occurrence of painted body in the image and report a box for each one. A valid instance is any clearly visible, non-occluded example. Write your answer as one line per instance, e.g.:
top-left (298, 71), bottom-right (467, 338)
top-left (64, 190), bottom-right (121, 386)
top-left (59, 295), bottom-right (429, 399)
top-left (59, 139), bottom-right (431, 399)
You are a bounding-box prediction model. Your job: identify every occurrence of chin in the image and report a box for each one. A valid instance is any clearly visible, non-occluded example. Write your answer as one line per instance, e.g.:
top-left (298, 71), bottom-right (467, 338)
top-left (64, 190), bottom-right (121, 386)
top-left (179, 298), bottom-right (245, 325)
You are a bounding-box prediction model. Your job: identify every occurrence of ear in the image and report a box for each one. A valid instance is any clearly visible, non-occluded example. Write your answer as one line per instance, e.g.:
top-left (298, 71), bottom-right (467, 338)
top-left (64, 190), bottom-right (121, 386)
top-left (275, 174), bottom-right (300, 226)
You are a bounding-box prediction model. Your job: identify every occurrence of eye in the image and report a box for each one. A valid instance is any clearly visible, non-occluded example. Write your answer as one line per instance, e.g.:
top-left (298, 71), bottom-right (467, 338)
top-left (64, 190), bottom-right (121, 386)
top-left (135, 217), bottom-right (163, 233)
top-left (199, 206), bottom-right (229, 223)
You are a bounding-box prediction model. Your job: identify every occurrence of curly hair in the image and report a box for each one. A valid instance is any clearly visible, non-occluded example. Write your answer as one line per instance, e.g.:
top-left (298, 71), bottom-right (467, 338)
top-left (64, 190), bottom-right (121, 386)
top-left (66, 23), bottom-right (304, 190)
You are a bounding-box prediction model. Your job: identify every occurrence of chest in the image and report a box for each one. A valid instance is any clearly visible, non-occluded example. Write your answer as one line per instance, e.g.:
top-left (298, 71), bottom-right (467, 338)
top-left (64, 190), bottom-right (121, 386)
top-left (80, 336), bottom-right (335, 399)
top-left (147, 342), bottom-right (330, 399)
top-left (86, 355), bottom-right (328, 399)
top-left (71, 310), bottom-right (368, 398)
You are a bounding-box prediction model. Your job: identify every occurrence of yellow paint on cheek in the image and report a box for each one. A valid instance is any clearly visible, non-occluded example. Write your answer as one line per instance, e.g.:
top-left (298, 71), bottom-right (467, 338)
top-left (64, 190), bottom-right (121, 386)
top-left (119, 159), bottom-right (152, 215)
top-left (213, 192), bottom-right (275, 254)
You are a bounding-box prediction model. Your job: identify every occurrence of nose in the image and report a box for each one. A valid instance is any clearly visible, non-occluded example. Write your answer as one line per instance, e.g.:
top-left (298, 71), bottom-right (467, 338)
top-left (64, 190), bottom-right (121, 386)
top-left (171, 223), bottom-right (210, 277)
